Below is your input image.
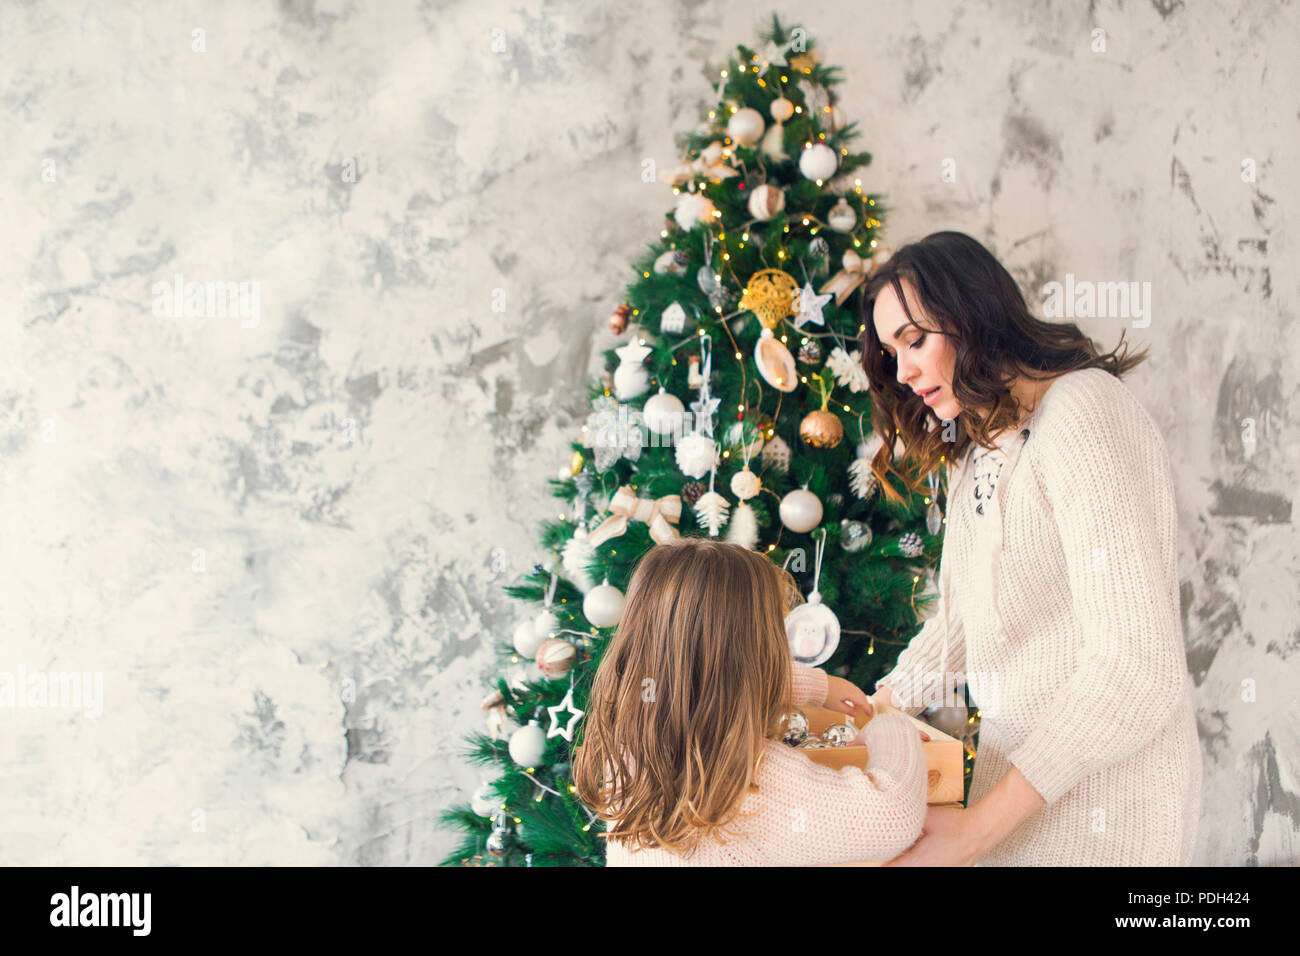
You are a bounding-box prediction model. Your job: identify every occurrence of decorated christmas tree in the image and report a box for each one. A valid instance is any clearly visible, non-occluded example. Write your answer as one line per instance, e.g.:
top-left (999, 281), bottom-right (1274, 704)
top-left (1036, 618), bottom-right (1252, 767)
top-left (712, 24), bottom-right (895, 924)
top-left (440, 13), bottom-right (974, 867)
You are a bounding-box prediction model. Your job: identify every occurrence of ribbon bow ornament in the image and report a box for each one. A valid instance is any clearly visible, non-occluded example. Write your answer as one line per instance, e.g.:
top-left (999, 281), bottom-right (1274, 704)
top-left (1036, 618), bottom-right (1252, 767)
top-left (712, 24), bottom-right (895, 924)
top-left (585, 485), bottom-right (682, 547)
top-left (819, 248), bottom-right (890, 306)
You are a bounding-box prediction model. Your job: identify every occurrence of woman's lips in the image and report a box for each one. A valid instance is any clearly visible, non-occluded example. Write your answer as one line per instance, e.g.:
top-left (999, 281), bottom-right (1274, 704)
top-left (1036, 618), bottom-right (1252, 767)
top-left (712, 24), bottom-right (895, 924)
top-left (921, 386), bottom-right (941, 405)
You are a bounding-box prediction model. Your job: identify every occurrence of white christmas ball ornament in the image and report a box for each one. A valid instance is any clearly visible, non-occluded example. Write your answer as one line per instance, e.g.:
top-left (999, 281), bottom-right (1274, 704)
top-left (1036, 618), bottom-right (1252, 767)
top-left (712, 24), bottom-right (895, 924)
top-left (747, 184), bottom-right (786, 221)
top-left (770, 97), bottom-right (794, 122)
top-left (727, 107), bottom-right (766, 146)
top-left (779, 486), bottom-right (824, 533)
top-left (583, 581), bottom-right (626, 628)
top-left (674, 191), bottom-right (718, 231)
top-left (799, 143), bottom-right (839, 181)
top-left (508, 720), bottom-right (548, 767)
top-left (513, 619), bottom-right (544, 658)
top-left (827, 198), bottom-right (857, 233)
top-left (536, 638), bottom-right (577, 679)
top-left (675, 432), bottom-right (719, 479)
top-left (730, 469), bottom-right (761, 500)
top-left (643, 388), bottom-right (686, 436)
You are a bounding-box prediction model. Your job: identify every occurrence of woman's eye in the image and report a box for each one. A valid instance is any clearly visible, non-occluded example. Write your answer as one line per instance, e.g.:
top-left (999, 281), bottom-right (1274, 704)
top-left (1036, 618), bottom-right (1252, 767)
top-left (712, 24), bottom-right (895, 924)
top-left (909, 334), bottom-right (926, 350)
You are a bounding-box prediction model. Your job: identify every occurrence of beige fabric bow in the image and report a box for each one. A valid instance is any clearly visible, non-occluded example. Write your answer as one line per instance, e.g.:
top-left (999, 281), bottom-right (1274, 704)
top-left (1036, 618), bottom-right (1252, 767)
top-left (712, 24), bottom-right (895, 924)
top-left (586, 486), bottom-right (682, 547)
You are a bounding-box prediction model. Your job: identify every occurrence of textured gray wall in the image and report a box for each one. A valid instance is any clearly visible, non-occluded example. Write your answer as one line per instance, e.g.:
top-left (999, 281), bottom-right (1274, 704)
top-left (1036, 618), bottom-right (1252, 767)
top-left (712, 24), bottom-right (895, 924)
top-left (2, 1), bottom-right (1294, 865)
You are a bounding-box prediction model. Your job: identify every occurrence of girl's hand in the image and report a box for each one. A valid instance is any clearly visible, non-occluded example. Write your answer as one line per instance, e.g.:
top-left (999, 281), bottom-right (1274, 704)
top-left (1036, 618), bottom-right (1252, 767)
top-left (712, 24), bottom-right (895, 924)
top-left (823, 675), bottom-right (872, 724)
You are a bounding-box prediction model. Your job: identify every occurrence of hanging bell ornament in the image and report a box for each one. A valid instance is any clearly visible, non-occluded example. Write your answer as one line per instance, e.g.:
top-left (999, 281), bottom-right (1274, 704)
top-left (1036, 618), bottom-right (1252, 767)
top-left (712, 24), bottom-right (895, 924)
top-left (926, 472), bottom-right (944, 535)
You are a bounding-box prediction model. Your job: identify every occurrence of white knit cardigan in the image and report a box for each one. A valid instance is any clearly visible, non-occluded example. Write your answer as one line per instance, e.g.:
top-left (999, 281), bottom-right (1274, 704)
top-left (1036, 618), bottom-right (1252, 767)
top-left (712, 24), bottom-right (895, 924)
top-left (878, 366), bottom-right (1203, 865)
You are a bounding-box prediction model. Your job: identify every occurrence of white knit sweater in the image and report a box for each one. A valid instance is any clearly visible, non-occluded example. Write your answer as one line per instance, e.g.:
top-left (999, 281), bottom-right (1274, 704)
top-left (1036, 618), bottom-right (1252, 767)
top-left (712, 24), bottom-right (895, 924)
top-left (878, 366), bottom-right (1203, 865)
top-left (603, 662), bottom-right (929, 866)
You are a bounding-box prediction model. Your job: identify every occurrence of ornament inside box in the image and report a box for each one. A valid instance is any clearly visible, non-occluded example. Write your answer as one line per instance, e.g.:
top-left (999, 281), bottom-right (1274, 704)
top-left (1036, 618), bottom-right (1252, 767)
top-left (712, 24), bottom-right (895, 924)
top-left (797, 705), bottom-right (965, 806)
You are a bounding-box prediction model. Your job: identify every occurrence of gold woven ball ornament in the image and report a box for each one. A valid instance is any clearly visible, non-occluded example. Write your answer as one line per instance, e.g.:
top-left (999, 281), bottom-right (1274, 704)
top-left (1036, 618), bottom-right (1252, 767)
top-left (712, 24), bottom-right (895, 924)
top-left (799, 409), bottom-right (844, 448)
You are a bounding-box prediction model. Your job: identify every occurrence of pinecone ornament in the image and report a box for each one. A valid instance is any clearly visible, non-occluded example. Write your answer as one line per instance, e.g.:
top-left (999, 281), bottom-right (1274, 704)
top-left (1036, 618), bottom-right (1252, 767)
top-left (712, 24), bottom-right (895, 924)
top-left (798, 339), bottom-right (822, 364)
top-left (681, 481), bottom-right (707, 505)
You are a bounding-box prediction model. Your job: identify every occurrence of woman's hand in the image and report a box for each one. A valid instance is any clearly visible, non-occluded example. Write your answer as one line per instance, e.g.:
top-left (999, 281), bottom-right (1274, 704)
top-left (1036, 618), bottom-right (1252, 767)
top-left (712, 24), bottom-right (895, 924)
top-left (823, 675), bottom-right (873, 724)
top-left (883, 806), bottom-right (986, 867)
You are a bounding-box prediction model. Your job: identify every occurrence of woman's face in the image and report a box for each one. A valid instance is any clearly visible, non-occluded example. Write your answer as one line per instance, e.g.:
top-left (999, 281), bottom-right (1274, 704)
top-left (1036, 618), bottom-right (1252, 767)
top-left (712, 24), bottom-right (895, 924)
top-left (872, 278), bottom-right (960, 421)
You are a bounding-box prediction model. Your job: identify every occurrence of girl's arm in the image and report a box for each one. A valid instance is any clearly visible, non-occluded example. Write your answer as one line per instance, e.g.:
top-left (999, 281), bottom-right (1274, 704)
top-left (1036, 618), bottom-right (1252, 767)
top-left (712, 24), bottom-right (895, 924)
top-left (790, 659), bottom-right (830, 707)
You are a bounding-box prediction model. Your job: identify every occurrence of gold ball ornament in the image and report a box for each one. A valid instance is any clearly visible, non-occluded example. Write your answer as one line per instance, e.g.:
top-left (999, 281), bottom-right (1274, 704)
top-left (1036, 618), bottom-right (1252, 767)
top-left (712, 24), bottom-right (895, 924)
top-left (739, 269), bottom-right (800, 330)
top-left (799, 409), bottom-right (844, 449)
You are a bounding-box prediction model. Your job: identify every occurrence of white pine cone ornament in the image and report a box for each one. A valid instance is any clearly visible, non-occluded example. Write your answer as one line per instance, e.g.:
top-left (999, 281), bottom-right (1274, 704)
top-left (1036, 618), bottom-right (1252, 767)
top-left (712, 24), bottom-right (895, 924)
top-left (693, 490), bottom-right (730, 537)
top-left (724, 501), bottom-right (759, 549)
top-left (760, 435), bottom-right (791, 474)
top-left (848, 447), bottom-right (879, 499)
top-left (898, 532), bottom-right (924, 558)
top-left (676, 433), bottom-right (719, 479)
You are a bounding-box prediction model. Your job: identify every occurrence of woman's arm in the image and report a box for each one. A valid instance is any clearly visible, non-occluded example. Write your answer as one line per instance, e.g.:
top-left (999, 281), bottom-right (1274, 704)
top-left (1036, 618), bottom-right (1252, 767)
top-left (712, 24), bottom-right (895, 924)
top-left (875, 549), bottom-right (967, 717)
top-left (1006, 381), bottom-right (1188, 806)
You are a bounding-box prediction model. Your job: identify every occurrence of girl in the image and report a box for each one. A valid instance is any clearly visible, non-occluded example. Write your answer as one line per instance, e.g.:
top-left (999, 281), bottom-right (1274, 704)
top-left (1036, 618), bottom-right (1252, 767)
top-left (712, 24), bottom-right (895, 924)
top-left (859, 231), bottom-right (1202, 865)
top-left (573, 537), bottom-right (931, 866)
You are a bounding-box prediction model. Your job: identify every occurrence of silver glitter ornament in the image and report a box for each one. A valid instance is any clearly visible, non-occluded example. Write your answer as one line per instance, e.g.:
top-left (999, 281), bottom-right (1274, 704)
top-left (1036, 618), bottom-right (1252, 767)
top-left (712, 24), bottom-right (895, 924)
top-left (781, 709), bottom-right (809, 746)
top-left (822, 723), bottom-right (857, 746)
top-left (840, 518), bottom-right (872, 552)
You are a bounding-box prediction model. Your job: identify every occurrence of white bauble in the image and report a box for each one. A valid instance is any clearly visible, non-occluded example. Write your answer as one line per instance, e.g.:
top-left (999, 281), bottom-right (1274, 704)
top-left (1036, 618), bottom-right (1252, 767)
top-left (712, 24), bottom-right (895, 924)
top-left (533, 608), bottom-right (559, 641)
top-left (827, 197), bottom-right (857, 233)
top-left (613, 360), bottom-right (650, 401)
top-left (536, 637), bottom-right (577, 678)
top-left (779, 487), bottom-right (824, 533)
top-left (799, 143), bottom-right (838, 181)
top-left (513, 619), bottom-right (544, 658)
top-left (508, 720), bottom-right (548, 767)
top-left (471, 781), bottom-right (499, 817)
top-left (674, 191), bottom-right (718, 231)
top-left (770, 97), bottom-right (794, 122)
top-left (583, 582), bottom-right (626, 628)
top-left (748, 184), bottom-right (785, 221)
top-left (675, 432), bottom-right (719, 479)
top-left (727, 107), bottom-right (765, 146)
top-left (561, 528), bottom-right (597, 593)
top-left (643, 388), bottom-right (686, 436)
top-left (730, 468), bottom-right (761, 500)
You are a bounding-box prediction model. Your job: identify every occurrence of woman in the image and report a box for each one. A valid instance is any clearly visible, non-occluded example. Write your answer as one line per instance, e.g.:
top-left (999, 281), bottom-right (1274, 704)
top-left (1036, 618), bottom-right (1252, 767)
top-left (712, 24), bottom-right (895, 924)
top-left (573, 538), bottom-right (931, 866)
top-left (858, 231), bottom-right (1202, 865)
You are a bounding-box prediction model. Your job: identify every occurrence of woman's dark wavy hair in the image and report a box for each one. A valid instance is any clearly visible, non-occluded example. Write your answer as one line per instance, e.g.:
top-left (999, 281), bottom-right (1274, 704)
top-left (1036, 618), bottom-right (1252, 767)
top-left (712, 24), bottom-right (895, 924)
top-left (857, 231), bottom-right (1149, 505)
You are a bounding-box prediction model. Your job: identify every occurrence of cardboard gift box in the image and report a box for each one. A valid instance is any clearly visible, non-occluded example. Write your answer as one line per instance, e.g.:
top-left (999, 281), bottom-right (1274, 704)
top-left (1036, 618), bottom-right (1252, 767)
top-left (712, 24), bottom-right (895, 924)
top-left (798, 705), bottom-right (966, 806)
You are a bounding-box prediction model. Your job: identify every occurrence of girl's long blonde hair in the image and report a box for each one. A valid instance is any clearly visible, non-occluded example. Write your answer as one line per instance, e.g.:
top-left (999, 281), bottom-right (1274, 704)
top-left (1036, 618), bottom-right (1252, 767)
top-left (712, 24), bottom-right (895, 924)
top-left (572, 538), bottom-right (798, 858)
